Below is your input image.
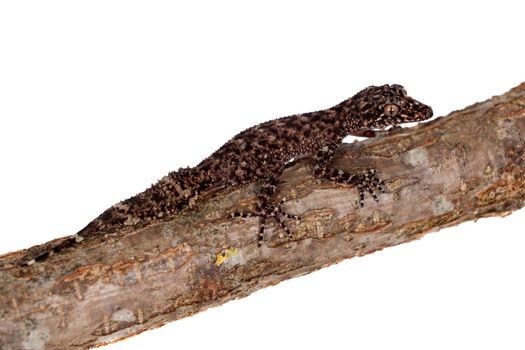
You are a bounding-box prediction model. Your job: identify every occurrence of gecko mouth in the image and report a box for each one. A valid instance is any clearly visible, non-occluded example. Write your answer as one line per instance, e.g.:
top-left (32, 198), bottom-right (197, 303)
top-left (352, 122), bottom-right (406, 138)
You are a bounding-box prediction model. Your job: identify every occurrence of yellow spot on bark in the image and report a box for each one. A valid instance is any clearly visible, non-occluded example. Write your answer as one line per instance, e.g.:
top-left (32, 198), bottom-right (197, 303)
top-left (215, 248), bottom-right (239, 267)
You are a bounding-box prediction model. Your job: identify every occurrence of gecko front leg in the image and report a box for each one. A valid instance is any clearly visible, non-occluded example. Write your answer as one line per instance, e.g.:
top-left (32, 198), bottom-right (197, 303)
top-left (312, 143), bottom-right (386, 207)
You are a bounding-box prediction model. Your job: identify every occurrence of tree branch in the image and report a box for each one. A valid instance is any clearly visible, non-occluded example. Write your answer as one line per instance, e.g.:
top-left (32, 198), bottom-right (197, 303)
top-left (1, 82), bottom-right (525, 350)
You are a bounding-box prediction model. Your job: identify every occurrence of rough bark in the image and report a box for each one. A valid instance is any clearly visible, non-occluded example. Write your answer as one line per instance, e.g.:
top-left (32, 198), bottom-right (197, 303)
top-left (1, 82), bottom-right (525, 350)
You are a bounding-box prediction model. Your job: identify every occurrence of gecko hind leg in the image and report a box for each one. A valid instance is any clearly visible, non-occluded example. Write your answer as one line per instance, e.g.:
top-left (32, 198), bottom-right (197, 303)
top-left (257, 200), bottom-right (301, 245)
top-left (231, 207), bottom-right (299, 246)
top-left (230, 182), bottom-right (300, 246)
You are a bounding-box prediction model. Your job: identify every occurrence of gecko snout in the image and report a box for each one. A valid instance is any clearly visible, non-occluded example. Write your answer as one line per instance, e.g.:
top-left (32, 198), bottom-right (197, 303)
top-left (420, 105), bottom-right (433, 120)
top-left (407, 99), bottom-right (433, 122)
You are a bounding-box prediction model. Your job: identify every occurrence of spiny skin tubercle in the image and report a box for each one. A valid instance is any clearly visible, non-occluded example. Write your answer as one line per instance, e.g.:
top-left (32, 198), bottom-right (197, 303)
top-left (26, 84), bottom-right (433, 264)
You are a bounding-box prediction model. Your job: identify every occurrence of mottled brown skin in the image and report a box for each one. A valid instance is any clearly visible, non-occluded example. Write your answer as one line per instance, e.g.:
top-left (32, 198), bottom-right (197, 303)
top-left (25, 84), bottom-right (432, 264)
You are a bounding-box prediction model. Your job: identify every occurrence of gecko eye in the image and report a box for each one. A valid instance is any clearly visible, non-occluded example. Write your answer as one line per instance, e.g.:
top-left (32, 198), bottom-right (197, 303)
top-left (384, 104), bottom-right (400, 117)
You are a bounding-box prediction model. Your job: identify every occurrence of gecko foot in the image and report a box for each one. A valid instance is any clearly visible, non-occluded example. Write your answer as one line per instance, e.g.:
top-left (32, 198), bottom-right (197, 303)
top-left (231, 201), bottom-right (300, 246)
top-left (317, 166), bottom-right (386, 207)
top-left (354, 169), bottom-right (387, 207)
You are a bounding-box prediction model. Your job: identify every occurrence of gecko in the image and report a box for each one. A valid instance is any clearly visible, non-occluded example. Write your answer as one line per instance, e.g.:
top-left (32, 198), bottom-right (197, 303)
top-left (19, 84), bottom-right (432, 266)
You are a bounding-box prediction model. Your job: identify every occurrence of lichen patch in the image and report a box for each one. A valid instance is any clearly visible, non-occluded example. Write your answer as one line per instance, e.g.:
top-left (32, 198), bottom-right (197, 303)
top-left (404, 148), bottom-right (430, 168)
top-left (432, 195), bottom-right (454, 215)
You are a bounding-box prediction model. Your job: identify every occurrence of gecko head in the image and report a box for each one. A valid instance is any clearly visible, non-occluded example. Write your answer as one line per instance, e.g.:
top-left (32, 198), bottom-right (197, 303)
top-left (347, 84), bottom-right (433, 130)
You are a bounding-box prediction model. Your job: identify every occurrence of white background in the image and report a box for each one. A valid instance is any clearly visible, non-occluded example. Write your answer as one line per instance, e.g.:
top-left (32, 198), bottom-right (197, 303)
top-left (1, 1), bottom-right (524, 349)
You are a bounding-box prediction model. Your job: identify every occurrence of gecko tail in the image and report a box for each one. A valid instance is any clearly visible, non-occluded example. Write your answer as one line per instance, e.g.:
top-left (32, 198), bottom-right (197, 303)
top-left (15, 234), bottom-right (83, 267)
top-left (13, 167), bottom-right (205, 267)
top-left (78, 166), bottom-right (206, 238)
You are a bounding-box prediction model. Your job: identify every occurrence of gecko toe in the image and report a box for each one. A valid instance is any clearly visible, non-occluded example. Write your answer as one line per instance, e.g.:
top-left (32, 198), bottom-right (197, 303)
top-left (230, 203), bottom-right (298, 245)
top-left (354, 169), bottom-right (386, 206)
